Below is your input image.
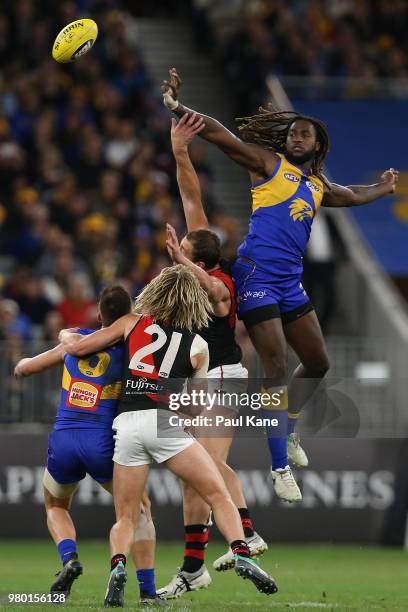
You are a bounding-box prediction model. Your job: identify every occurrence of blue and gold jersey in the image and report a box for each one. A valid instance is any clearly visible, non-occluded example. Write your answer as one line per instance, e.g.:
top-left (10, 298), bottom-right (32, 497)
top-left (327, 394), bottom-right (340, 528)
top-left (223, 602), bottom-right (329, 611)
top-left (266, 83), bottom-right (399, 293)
top-left (55, 329), bottom-right (124, 430)
top-left (237, 153), bottom-right (324, 276)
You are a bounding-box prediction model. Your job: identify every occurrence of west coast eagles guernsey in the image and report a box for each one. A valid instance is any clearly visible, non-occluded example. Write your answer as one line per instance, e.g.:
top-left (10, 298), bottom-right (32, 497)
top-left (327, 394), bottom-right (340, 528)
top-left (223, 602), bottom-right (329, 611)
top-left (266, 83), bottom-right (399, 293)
top-left (237, 153), bottom-right (324, 276)
top-left (55, 328), bottom-right (124, 430)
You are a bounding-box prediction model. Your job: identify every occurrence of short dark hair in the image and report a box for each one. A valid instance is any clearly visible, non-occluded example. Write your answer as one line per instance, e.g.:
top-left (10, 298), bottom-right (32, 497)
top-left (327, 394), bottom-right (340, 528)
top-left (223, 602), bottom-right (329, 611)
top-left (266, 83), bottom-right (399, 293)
top-left (99, 285), bottom-right (132, 327)
top-left (186, 229), bottom-right (221, 269)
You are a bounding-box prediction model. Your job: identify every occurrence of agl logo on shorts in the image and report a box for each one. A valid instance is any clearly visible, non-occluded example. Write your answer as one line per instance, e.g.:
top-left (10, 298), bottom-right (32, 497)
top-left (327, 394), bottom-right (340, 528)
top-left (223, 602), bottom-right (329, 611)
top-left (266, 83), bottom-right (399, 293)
top-left (242, 289), bottom-right (266, 300)
top-left (66, 379), bottom-right (102, 410)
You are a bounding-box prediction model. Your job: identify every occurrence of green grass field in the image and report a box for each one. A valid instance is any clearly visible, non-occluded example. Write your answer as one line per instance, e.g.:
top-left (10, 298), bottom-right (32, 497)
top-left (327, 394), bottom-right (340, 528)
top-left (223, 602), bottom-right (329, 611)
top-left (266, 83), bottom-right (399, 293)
top-left (0, 540), bottom-right (407, 611)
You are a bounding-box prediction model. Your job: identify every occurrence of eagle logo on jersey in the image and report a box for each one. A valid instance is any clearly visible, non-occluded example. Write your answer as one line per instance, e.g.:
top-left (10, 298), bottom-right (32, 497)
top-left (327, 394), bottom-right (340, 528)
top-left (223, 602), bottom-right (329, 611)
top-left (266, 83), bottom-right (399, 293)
top-left (289, 198), bottom-right (314, 222)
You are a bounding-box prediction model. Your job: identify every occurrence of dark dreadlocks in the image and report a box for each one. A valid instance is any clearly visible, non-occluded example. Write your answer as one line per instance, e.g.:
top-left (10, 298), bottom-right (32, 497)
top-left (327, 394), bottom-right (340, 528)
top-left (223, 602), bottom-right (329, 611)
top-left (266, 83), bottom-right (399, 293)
top-left (236, 104), bottom-right (330, 185)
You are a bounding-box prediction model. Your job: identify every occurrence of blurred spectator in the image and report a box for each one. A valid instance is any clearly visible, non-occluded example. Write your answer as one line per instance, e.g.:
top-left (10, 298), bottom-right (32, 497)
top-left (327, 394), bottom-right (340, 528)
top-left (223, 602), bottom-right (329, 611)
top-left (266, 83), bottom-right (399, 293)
top-left (195, 0), bottom-right (408, 111)
top-left (14, 276), bottom-right (53, 327)
top-left (303, 213), bottom-right (336, 333)
top-left (57, 274), bottom-right (96, 328)
top-left (0, 1), bottom-right (235, 343)
top-left (43, 310), bottom-right (65, 343)
top-left (0, 298), bottom-right (32, 342)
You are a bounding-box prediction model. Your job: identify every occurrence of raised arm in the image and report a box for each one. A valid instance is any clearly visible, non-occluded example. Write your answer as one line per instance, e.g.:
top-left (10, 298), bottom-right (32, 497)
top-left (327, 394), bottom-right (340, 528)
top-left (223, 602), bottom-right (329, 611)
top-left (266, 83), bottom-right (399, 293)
top-left (322, 169), bottom-right (398, 208)
top-left (162, 68), bottom-right (275, 177)
top-left (14, 344), bottom-right (65, 377)
top-left (171, 113), bottom-right (208, 231)
top-left (59, 314), bottom-right (136, 356)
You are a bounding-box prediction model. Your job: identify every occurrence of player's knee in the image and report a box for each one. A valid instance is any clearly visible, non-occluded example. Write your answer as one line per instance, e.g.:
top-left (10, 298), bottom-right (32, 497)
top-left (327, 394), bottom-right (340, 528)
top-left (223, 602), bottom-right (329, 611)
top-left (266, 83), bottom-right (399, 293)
top-left (306, 353), bottom-right (330, 377)
top-left (264, 353), bottom-right (286, 380)
top-left (205, 487), bottom-right (231, 510)
top-left (43, 486), bottom-right (71, 510)
top-left (212, 457), bottom-right (230, 476)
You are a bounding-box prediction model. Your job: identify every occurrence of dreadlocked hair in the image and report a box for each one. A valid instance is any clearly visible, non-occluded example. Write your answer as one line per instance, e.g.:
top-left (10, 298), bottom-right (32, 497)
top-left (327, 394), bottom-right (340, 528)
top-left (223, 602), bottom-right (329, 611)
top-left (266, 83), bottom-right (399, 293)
top-left (236, 104), bottom-right (330, 185)
top-left (134, 264), bottom-right (213, 332)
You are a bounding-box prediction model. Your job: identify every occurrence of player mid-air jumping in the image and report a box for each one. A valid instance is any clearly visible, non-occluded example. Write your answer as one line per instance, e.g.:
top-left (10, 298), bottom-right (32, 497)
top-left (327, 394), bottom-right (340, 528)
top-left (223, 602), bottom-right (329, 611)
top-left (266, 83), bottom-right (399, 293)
top-left (14, 286), bottom-right (158, 605)
top-left (60, 265), bottom-right (278, 607)
top-left (157, 114), bottom-right (267, 599)
top-left (162, 68), bottom-right (399, 500)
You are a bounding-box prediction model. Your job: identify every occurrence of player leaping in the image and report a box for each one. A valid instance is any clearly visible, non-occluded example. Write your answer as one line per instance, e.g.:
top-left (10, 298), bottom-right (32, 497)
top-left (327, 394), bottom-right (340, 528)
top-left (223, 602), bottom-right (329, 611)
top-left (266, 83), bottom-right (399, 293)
top-left (161, 68), bottom-right (398, 494)
top-left (157, 114), bottom-right (267, 599)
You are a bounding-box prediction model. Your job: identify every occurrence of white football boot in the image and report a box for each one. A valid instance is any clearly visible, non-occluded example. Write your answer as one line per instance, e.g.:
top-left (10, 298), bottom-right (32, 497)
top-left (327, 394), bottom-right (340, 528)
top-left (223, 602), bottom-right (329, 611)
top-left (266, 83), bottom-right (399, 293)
top-left (156, 565), bottom-right (211, 599)
top-left (287, 432), bottom-right (309, 468)
top-left (270, 465), bottom-right (302, 502)
top-left (213, 532), bottom-right (268, 571)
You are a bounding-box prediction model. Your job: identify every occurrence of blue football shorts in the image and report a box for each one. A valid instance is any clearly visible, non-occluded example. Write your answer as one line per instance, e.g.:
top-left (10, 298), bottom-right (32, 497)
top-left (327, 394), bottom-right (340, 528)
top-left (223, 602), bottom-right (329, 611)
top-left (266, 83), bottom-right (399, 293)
top-left (232, 257), bottom-right (314, 327)
top-left (47, 428), bottom-right (114, 485)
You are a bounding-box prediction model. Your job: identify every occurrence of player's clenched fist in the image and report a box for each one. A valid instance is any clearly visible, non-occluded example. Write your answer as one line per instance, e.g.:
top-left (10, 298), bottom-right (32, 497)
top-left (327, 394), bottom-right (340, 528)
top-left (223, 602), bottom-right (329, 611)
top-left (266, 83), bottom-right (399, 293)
top-left (380, 168), bottom-right (399, 193)
top-left (162, 67), bottom-right (182, 110)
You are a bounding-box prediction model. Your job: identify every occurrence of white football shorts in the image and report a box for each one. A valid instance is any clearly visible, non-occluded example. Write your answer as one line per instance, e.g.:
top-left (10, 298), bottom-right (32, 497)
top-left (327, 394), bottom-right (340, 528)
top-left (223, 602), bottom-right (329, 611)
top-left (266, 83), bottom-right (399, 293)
top-left (206, 362), bottom-right (248, 412)
top-left (112, 409), bottom-right (194, 467)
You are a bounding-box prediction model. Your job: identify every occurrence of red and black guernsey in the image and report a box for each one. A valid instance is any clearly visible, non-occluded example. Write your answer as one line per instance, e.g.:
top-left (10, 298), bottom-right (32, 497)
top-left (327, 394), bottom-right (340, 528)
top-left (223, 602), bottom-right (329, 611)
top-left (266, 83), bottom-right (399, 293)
top-left (118, 315), bottom-right (197, 413)
top-left (199, 268), bottom-right (242, 371)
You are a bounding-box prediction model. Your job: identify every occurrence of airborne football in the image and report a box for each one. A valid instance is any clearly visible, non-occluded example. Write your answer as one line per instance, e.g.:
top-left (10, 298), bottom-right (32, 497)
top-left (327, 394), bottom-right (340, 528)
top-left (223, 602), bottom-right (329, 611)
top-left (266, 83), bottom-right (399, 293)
top-left (52, 18), bottom-right (98, 63)
top-left (1, 1), bottom-right (408, 610)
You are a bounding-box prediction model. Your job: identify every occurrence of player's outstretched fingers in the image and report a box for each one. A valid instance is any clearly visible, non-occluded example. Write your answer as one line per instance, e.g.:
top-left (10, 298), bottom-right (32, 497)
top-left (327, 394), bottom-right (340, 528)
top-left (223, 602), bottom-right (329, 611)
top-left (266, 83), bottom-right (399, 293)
top-left (178, 113), bottom-right (189, 125)
top-left (187, 112), bottom-right (197, 125)
top-left (187, 113), bottom-right (204, 133)
top-left (193, 118), bottom-right (205, 133)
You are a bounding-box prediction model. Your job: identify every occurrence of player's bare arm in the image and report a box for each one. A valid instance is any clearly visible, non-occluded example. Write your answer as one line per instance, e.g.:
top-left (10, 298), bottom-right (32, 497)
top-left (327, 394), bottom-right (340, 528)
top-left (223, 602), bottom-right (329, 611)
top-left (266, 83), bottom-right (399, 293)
top-left (191, 343), bottom-right (209, 378)
top-left (166, 224), bottom-right (229, 315)
top-left (162, 67), bottom-right (277, 181)
top-left (171, 113), bottom-right (209, 231)
top-left (59, 314), bottom-right (139, 356)
top-left (14, 344), bottom-right (65, 377)
top-left (322, 168), bottom-right (399, 207)
top-left (186, 339), bottom-right (209, 416)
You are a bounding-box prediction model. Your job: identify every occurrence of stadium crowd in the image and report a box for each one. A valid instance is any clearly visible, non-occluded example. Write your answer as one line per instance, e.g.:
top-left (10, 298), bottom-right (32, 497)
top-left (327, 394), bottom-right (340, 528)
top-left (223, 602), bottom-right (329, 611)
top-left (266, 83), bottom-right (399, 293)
top-left (0, 0), bottom-right (239, 348)
top-left (192, 0), bottom-right (408, 110)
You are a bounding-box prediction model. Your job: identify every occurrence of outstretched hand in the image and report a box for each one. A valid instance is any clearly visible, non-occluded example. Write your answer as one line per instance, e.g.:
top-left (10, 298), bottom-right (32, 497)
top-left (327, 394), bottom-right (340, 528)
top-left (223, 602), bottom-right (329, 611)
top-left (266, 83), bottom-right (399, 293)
top-left (171, 113), bottom-right (205, 153)
top-left (14, 359), bottom-right (30, 378)
top-left (381, 168), bottom-right (399, 193)
top-left (162, 67), bottom-right (182, 110)
top-left (166, 223), bottom-right (183, 263)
